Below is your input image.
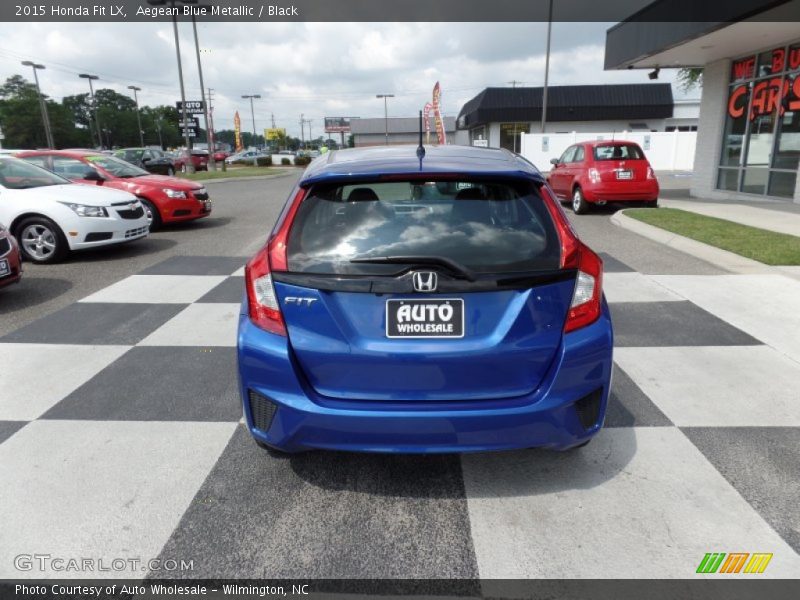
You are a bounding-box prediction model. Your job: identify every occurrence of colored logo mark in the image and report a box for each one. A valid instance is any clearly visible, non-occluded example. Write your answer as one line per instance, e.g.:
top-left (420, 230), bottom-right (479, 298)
top-left (696, 553), bottom-right (773, 574)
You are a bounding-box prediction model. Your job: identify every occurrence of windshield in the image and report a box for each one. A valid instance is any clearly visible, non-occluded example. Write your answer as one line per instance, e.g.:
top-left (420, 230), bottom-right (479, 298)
top-left (286, 179), bottom-right (561, 275)
top-left (593, 144), bottom-right (645, 160)
top-left (115, 149), bottom-right (144, 162)
top-left (86, 154), bottom-right (149, 177)
top-left (0, 156), bottom-right (70, 189)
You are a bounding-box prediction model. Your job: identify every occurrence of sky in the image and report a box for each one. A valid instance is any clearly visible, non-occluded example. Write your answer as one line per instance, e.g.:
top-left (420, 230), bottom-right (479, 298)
top-left (0, 22), bottom-right (692, 139)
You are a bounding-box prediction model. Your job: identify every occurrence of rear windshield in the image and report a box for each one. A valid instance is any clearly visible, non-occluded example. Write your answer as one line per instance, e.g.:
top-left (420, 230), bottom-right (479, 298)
top-left (286, 180), bottom-right (561, 275)
top-left (593, 144), bottom-right (644, 160)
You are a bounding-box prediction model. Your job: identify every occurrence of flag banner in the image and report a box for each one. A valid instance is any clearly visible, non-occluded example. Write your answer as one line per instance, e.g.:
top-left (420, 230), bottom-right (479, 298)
top-left (432, 82), bottom-right (446, 145)
top-left (234, 111), bottom-right (243, 152)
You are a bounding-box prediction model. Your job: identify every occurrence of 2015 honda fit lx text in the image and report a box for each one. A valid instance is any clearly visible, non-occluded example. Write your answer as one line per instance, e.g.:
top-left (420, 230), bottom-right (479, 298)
top-left (237, 145), bottom-right (613, 454)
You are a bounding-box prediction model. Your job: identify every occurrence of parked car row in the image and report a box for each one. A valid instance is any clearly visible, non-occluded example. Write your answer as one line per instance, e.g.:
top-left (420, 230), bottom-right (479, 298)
top-left (0, 151), bottom-right (213, 288)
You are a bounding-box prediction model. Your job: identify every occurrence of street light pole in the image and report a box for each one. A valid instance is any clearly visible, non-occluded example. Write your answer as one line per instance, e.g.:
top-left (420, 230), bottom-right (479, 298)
top-left (191, 12), bottom-right (215, 171)
top-left (242, 94), bottom-right (261, 165)
top-left (127, 85), bottom-right (144, 147)
top-left (22, 61), bottom-right (54, 148)
top-left (79, 73), bottom-right (101, 149)
top-left (541, 0), bottom-right (553, 134)
top-left (376, 94), bottom-right (394, 145)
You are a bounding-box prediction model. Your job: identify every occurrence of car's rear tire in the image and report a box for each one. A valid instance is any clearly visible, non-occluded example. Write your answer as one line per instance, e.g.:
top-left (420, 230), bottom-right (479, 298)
top-left (572, 186), bottom-right (589, 214)
top-left (140, 198), bottom-right (162, 231)
top-left (645, 199), bottom-right (658, 208)
top-left (16, 216), bottom-right (68, 264)
top-left (167, 166), bottom-right (175, 176)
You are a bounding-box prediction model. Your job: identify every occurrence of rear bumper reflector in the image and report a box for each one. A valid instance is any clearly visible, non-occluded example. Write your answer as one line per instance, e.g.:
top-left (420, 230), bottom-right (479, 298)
top-left (248, 389), bottom-right (278, 432)
top-left (574, 388), bottom-right (603, 430)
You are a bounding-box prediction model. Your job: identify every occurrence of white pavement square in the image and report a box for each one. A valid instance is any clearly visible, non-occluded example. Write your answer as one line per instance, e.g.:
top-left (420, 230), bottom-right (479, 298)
top-left (603, 273), bottom-right (684, 303)
top-left (0, 420), bottom-right (237, 579)
top-left (652, 274), bottom-right (800, 363)
top-left (79, 275), bottom-right (227, 304)
top-left (138, 303), bottom-right (240, 347)
top-left (615, 346), bottom-right (800, 427)
top-left (462, 427), bottom-right (800, 578)
top-left (0, 344), bottom-right (130, 421)
top-left (231, 267), bottom-right (245, 277)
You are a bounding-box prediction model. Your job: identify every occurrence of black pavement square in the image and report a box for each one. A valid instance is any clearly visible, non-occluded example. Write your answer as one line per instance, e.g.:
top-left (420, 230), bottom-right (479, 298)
top-left (42, 347), bottom-right (242, 422)
top-left (140, 256), bottom-right (247, 276)
top-left (197, 277), bottom-right (245, 303)
top-left (156, 426), bottom-right (480, 580)
top-left (682, 427), bottom-right (800, 554)
top-left (604, 364), bottom-right (672, 428)
top-left (1, 303), bottom-right (185, 345)
top-left (0, 421), bottom-right (27, 445)
top-left (599, 252), bottom-right (634, 273)
top-left (610, 301), bottom-right (761, 347)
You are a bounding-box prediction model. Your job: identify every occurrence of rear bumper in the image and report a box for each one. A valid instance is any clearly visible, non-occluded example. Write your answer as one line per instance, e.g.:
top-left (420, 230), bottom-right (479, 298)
top-left (0, 241), bottom-right (22, 288)
top-left (237, 301), bottom-right (614, 454)
top-left (583, 181), bottom-right (659, 202)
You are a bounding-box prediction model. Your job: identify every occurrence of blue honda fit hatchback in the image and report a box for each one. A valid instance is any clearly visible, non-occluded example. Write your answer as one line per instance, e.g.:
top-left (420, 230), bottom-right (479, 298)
top-left (237, 145), bottom-right (613, 453)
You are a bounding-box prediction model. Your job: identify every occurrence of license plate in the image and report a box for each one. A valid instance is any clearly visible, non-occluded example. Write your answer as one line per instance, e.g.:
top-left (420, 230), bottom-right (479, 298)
top-left (0, 258), bottom-right (9, 278)
top-left (616, 170), bottom-right (633, 180)
top-left (386, 298), bottom-right (464, 338)
top-left (203, 201), bottom-right (212, 211)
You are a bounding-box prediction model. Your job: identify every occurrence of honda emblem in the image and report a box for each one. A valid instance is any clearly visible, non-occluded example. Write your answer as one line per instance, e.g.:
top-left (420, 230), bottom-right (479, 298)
top-left (412, 271), bottom-right (438, 293)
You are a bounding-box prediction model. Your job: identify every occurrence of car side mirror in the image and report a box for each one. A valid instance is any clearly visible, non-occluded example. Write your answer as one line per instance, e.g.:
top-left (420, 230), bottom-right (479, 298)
top-left (83, 170), bottom-right (104, 183)
top-left (550, 158), bottom-right (560, 166)
top-left (141, 157), bottom-right (151, 163)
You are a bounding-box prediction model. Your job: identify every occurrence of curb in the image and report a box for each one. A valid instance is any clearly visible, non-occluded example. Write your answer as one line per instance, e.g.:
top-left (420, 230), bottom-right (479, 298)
top-left (610, 210), bottom-right (774, 274)
top-left (180, 171), bottom-right (297, 185)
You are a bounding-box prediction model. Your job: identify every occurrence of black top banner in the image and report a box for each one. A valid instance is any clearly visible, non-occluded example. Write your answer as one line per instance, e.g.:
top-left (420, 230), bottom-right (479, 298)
top-left (3, 0), bottom-right (800, 22)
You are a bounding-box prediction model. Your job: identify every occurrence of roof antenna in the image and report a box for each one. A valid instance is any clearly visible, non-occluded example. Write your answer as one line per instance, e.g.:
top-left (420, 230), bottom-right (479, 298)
top-left (416, 109), bottom-right (425, 169)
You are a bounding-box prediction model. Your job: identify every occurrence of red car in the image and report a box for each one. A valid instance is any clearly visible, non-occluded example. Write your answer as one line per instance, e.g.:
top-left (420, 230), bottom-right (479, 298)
top-left (0, 225), bottom-right (22, 289)
top-left (17, 151), bottom-right (212, 230)
top-left (547, 140), bottom-right (659, 214)
top-left (172, 149), bottom-right (209, 173)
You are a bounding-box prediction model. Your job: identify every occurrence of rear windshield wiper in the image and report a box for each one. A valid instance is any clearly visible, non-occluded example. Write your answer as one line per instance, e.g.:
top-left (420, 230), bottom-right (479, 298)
top-left (350, 255), bottom-right (476, 281)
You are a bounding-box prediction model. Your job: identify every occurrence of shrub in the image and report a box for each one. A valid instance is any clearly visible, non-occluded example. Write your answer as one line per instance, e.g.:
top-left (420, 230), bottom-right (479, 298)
top-left (281, 157), bottom-right (291, 165)
top-left (294, 156), bottom-right (312, 166)
top-left (256, 156), bottom-right (271, 167)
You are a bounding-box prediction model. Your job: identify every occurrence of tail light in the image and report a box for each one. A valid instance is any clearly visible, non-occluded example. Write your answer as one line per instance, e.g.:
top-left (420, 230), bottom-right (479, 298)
top-left (539, 185), bottom-right (604, 333)
top-left (244, 187), bottom-right (307, 336)
top-left (245, 247), bottom-right (286, 336)
top-left (565, 244), bottom-right (603, 333)
top-left (647, 166), bottom-right (656, 180)
top-left (588, 168), bottom-right (601, 183)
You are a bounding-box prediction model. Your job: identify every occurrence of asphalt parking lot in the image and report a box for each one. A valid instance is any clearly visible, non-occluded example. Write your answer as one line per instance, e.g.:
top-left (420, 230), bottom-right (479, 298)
top-left (1, 174), bottom-right (799, 580)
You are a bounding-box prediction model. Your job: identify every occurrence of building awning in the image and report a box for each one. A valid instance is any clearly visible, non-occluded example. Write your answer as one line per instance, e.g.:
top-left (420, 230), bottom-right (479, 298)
top-left (456, 84), bottom-right (673, 129)
top-left (605, 0), bottom-right (800, 70)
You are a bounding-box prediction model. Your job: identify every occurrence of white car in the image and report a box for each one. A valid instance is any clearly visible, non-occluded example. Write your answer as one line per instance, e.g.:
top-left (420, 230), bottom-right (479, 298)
top-left (0, 156), bottom-right (149, 263)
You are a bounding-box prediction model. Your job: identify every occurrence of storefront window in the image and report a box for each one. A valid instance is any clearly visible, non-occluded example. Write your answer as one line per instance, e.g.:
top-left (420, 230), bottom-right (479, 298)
top-left (718, 42), bottom-right (800, 199)
top-left (500, 123), bottom-right (530, 153)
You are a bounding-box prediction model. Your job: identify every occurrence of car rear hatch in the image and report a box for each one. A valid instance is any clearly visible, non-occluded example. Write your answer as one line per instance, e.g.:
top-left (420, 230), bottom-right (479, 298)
top-left (592, 143), bottom-right (651, 183)
top-left (264, 178), bottom-right (580, 402)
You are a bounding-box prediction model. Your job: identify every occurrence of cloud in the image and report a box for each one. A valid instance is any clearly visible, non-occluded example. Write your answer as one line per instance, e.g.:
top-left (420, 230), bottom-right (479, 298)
top-left (0, 22), bottom-right (685, 138)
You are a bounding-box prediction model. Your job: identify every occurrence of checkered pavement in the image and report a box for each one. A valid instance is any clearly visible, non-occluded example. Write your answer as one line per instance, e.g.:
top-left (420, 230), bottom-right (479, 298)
top-left (1, 254), bottom-right (799, 580)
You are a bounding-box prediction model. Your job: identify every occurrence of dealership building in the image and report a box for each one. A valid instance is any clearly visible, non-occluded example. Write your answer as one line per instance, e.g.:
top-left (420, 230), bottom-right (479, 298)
top-left (350, 116), bottom-right (456, 147)
top-left (605, 0), bottom-right (800, 203)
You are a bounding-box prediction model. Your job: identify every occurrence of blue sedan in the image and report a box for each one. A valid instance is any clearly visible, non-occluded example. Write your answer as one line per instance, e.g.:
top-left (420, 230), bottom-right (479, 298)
top-left (237, 145), bottom-right (613, 453)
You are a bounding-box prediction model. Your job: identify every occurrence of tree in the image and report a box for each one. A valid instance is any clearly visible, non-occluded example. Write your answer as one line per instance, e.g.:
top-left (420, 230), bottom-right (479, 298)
top-left (677, 68), bottom-right (703, 93)
top-left (0, 75), bottom-right (49, 148)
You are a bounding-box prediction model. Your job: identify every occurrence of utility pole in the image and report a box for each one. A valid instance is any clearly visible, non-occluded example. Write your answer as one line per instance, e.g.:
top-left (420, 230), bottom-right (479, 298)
top-left (191, 12), bottom-right (215, 170)
top-left (22, 61), bottom-right (54, 148)
top-left (299, 113), bottom-right (305, 148)
top-left (207, 87), bottom-right (216, 153)
top-left (127, 85), bottom-right (144, 147)
top-left (307, 119), bottom-right (313, 148)
top-left (541, 0), bottom-right (553, 134)
top-left (78, 73), bottom-right (101, 149)
top-left (242, 94), bottom-right (261, 165)
top-left (507, 80), bottom-right (523, 88)
top-left (271, 113), bottom-right (276, 128)
top-left (376, 94), bottom-right (394, 145)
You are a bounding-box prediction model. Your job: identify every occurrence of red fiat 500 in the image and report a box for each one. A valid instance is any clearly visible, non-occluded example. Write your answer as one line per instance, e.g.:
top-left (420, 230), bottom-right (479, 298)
top-left (0, 224), bottom-right (22, 289)
top-left (17, 150), bottom-right (212, 230)
top-left (546, 140), bottom-right (659, 214)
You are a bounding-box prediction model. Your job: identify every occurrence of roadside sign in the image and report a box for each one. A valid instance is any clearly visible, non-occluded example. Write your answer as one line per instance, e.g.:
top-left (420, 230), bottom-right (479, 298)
top-left (472, 139), bottom-right (488, 147)
top-left (176, 100), bottom-right (205, 114)
top-left (178, 117), bottom-right (200, 129)
top-left (265, 127), bottom-right (286, 141)
top-left (324, 117), bottom-right (352, 133)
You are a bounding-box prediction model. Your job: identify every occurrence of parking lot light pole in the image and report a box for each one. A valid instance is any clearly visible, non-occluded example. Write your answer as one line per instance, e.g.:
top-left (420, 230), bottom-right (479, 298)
top-left (127, 85), bottom-right (145, 147)
top-left (78, 73), bottom-right (101, 149)
top-left (22, 61), bottom-right (54, 149)
top-left (242, 94), bottom-right (261, 165)
top-left (148, 0), bottom-right (194, 172)
top-left (541, 0), bottom-right (553, 134)
top-left (191, 9), bottom-right (215, 171)
top-left (376, 94), bottom-right (394, 145)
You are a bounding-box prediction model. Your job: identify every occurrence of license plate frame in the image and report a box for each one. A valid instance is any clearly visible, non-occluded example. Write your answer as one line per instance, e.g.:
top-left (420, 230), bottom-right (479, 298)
top-left (616, 169), bottom-right (633, 180)
top-left (0, 258), bottom-right (9, 278)
top-left (385, 298), bottom-right (464, 339)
